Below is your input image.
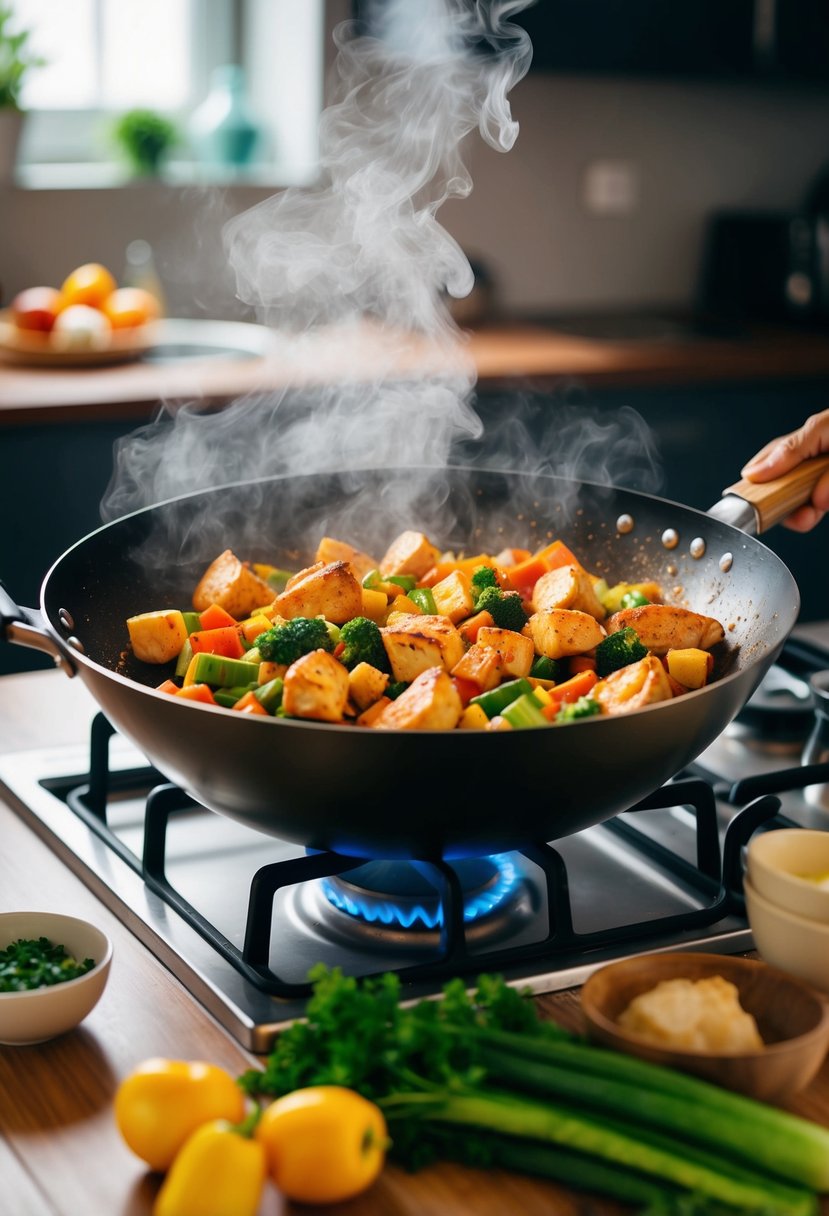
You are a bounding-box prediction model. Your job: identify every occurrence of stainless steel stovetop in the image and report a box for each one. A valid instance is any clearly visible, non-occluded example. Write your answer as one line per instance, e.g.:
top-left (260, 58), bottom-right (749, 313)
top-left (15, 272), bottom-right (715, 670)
top-left (1, 631), bottom-right (827, 1053)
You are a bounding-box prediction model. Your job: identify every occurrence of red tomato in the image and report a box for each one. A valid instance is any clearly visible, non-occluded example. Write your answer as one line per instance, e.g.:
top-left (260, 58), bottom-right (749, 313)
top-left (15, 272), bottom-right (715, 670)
top-left (11, 286), bottom-right (62, 332)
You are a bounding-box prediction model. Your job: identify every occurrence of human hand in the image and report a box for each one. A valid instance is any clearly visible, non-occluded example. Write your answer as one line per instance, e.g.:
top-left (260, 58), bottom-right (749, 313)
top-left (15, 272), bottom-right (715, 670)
top-left (741, 409), bottom-right (829, 531)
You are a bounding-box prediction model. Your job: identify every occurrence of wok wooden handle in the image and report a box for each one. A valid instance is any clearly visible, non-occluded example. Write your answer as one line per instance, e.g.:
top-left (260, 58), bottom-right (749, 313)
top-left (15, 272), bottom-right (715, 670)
top-left (722, 454), bottom-right (829, 534)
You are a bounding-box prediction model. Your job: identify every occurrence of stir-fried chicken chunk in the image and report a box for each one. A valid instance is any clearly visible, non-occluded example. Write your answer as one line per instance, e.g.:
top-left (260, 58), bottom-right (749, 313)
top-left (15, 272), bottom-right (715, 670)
top-left (606, 605), bottom-right (725, 656)
top-left (525, 609), bottom-right (606, 660)
top-left (532, 564), bottom-right (606, 622)
top-left (381, 613), bottom-right (464, 682)
top-left (273, 560), bottom-right (363, 625)
top-left (282, 649), bottom-right (350, 722)
top-left (374, 667), bottom-right (463, 731)
top-left (594, 654), bottom-right (674, 716)
top-left (192, 550), bottom-right (274, 618)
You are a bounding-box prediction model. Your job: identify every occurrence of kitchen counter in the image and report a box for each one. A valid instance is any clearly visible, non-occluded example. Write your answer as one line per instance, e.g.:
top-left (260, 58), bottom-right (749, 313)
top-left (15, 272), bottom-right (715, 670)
top-left (2, 319), bottom-right (829, 426)
top-left (2, 668), bottom-right (829, 1215)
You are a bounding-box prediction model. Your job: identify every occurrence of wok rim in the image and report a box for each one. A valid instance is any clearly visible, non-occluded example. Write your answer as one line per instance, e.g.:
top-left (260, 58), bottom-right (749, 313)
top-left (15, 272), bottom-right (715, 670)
top-left (38, 462), bottom-right (800, 734)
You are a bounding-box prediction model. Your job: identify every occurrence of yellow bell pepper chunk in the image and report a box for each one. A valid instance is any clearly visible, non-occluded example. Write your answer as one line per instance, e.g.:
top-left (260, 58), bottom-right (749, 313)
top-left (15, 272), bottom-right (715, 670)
top-left (153, 1119), bottom-right (266, 1216)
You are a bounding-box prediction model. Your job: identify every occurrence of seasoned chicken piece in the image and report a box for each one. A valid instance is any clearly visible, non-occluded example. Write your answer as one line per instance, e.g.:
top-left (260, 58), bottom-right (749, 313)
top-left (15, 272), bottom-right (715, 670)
top-left (315, 537), bottom-right (378, 581)
top-left (431, 570), bottom-right (475, 623)
top-left (475, 626), bottom-right (534, 679)
top-left (273, 560), bottom-right (362, 625)
top-left (381, 613), bottom-right (465, 683)
top-left (347, 661), bottom-right (389, 711)
top-left (284, 561), bottom-right (325, 590)
top-left (532, 564), bottom-right (606, 622)
top-left (374, 667), bottom-right (463, 731)
top-left (192, 550), bottom-right (274, 618)
top-left (606, 605), bottom-right (725, 656)
top-left (127, 609), bottom-right (189, 664)
top-left (525, 609), bottom-right (606, 660)
top-left (282, 649), bottom-right (349, 722)
top-left (594, 654), bottom-right (674, 716)
top-left (379, 530), bottom-right (441, 579)
top-left (451, 644), bottom-right (504, 692)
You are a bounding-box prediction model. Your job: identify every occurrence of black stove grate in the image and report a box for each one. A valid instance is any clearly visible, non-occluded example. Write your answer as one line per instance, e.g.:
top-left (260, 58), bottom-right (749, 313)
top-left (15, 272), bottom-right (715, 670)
top-left (47, 712), bottom-right (787, 1000)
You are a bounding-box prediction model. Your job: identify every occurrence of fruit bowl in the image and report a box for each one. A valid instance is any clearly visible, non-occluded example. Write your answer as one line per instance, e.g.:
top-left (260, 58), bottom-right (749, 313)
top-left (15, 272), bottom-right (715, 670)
top-left (0, 911), bottom-right (113, 1045)
top-left (0, 309), bottom-right (157, 367)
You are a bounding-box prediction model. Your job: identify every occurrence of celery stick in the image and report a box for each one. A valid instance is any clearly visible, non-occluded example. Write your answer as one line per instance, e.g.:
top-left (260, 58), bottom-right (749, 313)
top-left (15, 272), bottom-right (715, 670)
top-left (190, 652), bottom-right (259, 688)
top-left (422, 1091), bottom-right (816, 1214)
top-left (472, 1027), bottom-right (829, 1192)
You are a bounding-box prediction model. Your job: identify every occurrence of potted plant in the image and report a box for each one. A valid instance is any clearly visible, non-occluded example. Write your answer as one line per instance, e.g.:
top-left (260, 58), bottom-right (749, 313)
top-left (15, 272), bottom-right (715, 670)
top-left (112, 108), bottom-right (178, 179)
top-left (0, 3), bottom-right (43, 184)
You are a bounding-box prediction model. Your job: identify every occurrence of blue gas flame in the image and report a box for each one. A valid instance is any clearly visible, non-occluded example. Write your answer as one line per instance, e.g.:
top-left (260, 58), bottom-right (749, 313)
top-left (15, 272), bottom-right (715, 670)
top-left (320, 854), bottom-right (519, 930)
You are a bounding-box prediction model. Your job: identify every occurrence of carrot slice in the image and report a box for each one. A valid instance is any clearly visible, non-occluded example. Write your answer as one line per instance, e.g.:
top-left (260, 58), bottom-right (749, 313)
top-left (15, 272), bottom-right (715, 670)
top-left (189, 625), bottom-right (245, 659)
top-left (177, 683), bottom-right (217, 705)
top-left (551, 669), bottom-right (598, 703)
top-left (156, 678), bottom-right (180, 696)
top-left (232, 690), bottom-right (269, 715)
top-left (199, 603), bottom-right (238, 630)
top-left (459, 610), bottom-right (496, 644)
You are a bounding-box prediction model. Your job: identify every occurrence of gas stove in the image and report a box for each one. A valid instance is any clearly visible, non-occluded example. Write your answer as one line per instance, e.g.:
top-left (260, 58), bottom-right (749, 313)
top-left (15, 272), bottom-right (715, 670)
top-left (1, 632), bottom-right (828, 1052)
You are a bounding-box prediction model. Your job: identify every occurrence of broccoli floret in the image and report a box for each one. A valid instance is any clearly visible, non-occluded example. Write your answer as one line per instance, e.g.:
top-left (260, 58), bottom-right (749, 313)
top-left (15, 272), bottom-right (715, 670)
top-left (257, 617), bottom-right (334, 665)
top-left (471, 565), bottom-right (499, 603)
top-left (594, 626), bottom-right (648, 677)
top-left (386, 680), bottom-right (408, 700)
top-left (339, 616), bottom-right (391, 673)
top-left (556, 696), bottom-right (601, 723)
top-left (474, 586), bottom-right (528, 632)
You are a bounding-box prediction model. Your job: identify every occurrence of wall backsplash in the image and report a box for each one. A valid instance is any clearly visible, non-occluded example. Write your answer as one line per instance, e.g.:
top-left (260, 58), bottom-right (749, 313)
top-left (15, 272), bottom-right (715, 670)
top-left (3, 72), bottom-right (829, 320)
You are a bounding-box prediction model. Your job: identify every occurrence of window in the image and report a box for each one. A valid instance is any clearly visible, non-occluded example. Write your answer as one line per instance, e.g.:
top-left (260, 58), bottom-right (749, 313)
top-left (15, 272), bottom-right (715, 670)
top-left (13, 0), bottom-right (323, 185)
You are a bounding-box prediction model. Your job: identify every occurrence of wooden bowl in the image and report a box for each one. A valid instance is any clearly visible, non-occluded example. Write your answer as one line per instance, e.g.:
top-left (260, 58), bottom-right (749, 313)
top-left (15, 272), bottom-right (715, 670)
top-left (581, 952), bottom-right (829, 1103)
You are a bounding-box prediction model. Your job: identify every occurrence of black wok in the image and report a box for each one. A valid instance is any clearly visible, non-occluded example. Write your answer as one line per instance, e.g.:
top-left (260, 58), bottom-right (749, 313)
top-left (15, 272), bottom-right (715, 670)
top-left (0, 463), bottom-right (818, 860)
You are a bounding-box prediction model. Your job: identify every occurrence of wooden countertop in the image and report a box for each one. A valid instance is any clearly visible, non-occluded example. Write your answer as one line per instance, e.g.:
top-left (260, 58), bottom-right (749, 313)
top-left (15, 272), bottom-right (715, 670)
top-left (2, 670), bottom-right (829, 1215)
top-left (3, 319), bottom-right (829, 426)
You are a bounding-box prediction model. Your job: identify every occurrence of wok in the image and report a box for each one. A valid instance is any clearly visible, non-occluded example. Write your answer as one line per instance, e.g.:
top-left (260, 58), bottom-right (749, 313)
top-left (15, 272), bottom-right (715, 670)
top-left (2, 461), bottom-right (825, 860)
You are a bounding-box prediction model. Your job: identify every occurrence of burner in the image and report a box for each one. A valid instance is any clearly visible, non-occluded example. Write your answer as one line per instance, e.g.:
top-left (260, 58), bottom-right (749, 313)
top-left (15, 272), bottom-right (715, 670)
top-left (296, 854), bottom-right (535, 953)
top-left (321, 855), bottom-right (520, 930)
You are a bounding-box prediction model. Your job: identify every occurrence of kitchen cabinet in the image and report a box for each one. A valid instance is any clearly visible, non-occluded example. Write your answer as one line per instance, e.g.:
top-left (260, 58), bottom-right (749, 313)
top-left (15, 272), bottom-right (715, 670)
top-left (518, 0), bottom-right (756, 79)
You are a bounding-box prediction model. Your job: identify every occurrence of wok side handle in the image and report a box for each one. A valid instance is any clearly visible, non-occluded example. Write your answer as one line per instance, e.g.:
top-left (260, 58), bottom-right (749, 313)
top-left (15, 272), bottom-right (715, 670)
top-left (0, 583), bottom-right (78, 677)
top-left (718, 453), bottom-right (829, 535)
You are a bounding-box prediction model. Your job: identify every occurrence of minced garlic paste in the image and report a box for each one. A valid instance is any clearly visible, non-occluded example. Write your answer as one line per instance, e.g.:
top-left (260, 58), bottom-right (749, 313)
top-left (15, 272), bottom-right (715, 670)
top-left (617, 976), bottom-right (764, 1053)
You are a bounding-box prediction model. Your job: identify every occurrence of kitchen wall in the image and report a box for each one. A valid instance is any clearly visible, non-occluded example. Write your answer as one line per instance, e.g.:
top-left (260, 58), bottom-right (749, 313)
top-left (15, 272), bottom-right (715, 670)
top-left (3, 28), bottom-right (829, 319)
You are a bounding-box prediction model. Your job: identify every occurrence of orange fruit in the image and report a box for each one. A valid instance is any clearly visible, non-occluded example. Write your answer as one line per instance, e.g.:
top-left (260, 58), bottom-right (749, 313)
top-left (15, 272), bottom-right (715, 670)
top-left (101, 287), bottom-right (161, 329)
top-left (58, 263), bottom-right (117, 310)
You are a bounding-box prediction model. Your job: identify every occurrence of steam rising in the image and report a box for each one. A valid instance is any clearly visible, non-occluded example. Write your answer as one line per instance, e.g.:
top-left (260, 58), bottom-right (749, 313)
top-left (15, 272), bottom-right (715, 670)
top-left (101, 0), bottom-right (662, 566)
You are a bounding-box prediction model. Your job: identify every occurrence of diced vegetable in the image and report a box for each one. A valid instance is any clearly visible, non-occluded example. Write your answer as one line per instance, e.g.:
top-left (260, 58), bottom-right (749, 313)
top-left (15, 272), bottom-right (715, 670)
top-left (469, 677), bottom-right (535, 719)
top-left (408, 586), bottom-right (438, 615)
top-left (666, 647), bottom-right (714, 690)
top-left (198, 603), bottom-right (238, 630)
top-left (500, 692), bottom-right (548, 729)
top-left (189, 625), bottom-right (246, 660)
top-left (187, 652), bottom-right (260, 689)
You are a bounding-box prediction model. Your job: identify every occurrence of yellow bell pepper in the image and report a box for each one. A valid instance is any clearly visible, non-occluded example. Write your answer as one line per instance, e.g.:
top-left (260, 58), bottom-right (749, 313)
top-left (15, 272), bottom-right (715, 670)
top-left (255, 1085), bottom-right (388, 1205)
top-left (153, 1118), bottom-right (266, 1216)
top-left (114, 1058), bottom-right (245, 1172)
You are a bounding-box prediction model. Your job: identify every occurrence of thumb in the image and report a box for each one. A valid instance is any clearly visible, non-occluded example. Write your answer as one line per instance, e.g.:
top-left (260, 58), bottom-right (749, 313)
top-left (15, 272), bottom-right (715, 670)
top-left (741, 412), bottom-right (829, 482)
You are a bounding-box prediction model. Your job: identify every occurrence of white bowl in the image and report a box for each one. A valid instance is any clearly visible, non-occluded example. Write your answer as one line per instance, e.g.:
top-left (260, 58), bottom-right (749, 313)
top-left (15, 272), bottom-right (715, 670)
top-left (744, 877), bottom-right (829, 995)
top-left (0, 912), bottom-right (112, 1045)
top-left (747, 829), bottom-right (829, 924)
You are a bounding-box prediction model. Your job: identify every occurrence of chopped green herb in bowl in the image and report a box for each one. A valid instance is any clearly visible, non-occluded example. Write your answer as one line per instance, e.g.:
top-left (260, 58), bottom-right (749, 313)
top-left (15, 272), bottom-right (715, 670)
top-left (0, 936), bottom-right (95, 992)
top-left (0, 912), bottom-right (112, 1045)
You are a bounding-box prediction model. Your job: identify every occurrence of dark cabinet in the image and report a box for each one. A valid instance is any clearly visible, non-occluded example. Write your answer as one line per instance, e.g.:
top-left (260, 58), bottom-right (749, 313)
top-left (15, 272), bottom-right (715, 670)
top-left (518, 0), bottom-right (756, 79)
